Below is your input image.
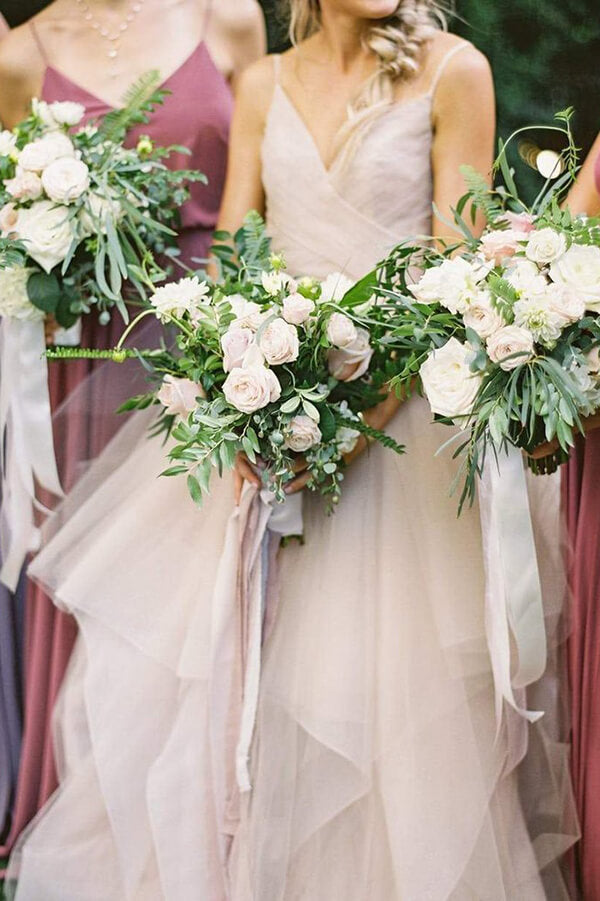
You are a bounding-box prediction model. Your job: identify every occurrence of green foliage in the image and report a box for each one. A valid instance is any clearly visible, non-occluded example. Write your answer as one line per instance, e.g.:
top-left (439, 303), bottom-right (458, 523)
top-left (97, 70), bottom-right (166, 144)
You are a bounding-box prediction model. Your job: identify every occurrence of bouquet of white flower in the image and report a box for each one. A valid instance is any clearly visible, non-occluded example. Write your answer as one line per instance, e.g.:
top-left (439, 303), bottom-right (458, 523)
top-left (104, 213), bottom-right (404, 508)
top-left (378, 110), bottom-right (600, 508)
top-left (0, 73), bottom-right (205, 331)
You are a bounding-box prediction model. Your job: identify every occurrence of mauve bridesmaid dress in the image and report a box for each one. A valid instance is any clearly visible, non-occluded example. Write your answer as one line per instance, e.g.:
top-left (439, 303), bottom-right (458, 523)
top-left (563, 148), bottom-right (600, 899)
top-left (0, 5), bottom-right (232, 855)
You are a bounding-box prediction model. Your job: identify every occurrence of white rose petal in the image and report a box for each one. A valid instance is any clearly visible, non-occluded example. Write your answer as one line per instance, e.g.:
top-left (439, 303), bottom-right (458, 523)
top-left (282, 292), bottom-right (315, 325)
top-left (463, 290), bottom-right (506, 339)
top-left (550, 244), bottom-right (600, 312)
top-left (0, 202), bottom-right (19, 233)
top-left (486, 325), bottom-right (535, 370)
top-left (157, 375), bottom-right (204, 417)
top-left (420, 337), bottom-right (482, 419)
top-left (221, 326), bottom-right (254, 373)
top-left (261, 270), bottom-right (286, 296)
top-left (504, 259), bottom-right (548, 296)
top-left (49, 101), bottom-right (86, 127)
top-left (326, 312), bottom-right (357, 349)
top-left (525, 228), bottom-right (568, 265)
top-left (223, 365), bottom-right (281, 413)
top-left (319, 272), bottom-right (354, 303)
top-left (16, 200), bottom-right (75, 273)
top-left (258, 317), bottom-right (299, 365)
top-left (19, 132), bottom-right (75, 172)
top-left (0, 267), bottom-right (43, 321)
top-left (0, 130), bottom-right (17, 157)
top-left (4, 169), bottom-right (43, 201)
top-left (409, 257), bottom-right (487, 314)
top-left (283, 415), bottom-right (322, 452)
top-left (41, 157), bottom-right (90, 204)
top-left (227, 294), bottom-right (268, 331)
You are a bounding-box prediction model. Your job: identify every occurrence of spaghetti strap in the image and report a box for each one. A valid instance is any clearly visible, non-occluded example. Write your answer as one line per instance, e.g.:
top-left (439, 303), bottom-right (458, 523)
top-left (201, 0), bottom-right (213, 38)
top-left (427, 41), bottom-right (471, 97)
top-left (29, 19), bottom-right (49, 66)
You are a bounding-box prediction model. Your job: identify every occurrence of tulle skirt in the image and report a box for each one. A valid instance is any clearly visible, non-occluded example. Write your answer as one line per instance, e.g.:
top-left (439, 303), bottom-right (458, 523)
top-left (7, 396), bottom-right (577, 900)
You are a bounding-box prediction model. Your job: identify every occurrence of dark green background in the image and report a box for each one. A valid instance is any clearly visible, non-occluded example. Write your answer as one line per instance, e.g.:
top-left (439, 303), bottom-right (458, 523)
top-left (259, 0), bottom-right (600, 195)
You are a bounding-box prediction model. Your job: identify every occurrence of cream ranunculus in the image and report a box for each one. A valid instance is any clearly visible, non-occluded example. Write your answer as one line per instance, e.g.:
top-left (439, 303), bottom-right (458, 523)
top-left (221, 326), bottom-right (254, 373)
top-left (283, 415), bottom-right (322, 452)
top-left (486, 325), bottom-right (535, 370)
top-left (326, 312), bottom-right (357, 349)
top-left (49, 101), bottom-right (86, 127)
top-left (549, 244), bottom-right (600, 311)
top-left (319, 272), bottom-right (354, 303)
top-left (525, 228), bottom-right (568, 265)
top-left (18, 132), bottom-right (75, 172)
top-left (409, 257), bottom-right (486, 314)
top-left (258, 317), bottom-right (300, 365)
top-left (41, 157), bottom-right (90, 204)
top-left (157, 375), bottom-right (204, 417)
top-left (420, 337), bottom-right (482, 419)
top-left (223, 365), bottom-right (281, 413)
top-left (462, 290), bottom-right (506, 339)
top-left (0, 267), bottom-right (43, 321)
top-left (282, 292), bottom-right (315, 325)
top-left (16, 200), bottom-right (75, 273)
top-left (327, 327), bottom-right (373, 382)
top-left (4, 169), bottom-right (43, 201)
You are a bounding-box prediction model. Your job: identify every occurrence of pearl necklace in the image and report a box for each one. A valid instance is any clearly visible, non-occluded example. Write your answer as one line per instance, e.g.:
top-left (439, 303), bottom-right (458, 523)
top-left (75, 0), bottom-right (147, 61)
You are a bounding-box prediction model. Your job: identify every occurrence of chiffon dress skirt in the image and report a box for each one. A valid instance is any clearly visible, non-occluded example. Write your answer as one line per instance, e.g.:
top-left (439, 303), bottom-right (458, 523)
top-left (0, 17), bottom-right (232, 854)
top-left (8, 43), bottom-right (576, 900)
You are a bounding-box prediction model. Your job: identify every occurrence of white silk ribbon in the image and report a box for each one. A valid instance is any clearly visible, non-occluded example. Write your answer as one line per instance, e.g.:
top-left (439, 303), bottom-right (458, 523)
top-left (235, 487), bottom-right (303, 792)
top-left (478, 445), bottom-right (547, 725)
top-left (0, 317), bottom-right (64, 590)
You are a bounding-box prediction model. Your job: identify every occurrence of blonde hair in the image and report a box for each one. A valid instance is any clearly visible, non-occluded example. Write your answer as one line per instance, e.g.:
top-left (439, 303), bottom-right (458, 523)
top-left (285, 0), bottom-right (450, 163)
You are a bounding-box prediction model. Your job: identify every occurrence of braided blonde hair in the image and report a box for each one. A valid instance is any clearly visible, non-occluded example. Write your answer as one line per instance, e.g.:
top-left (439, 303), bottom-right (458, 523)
top-left (284, 0), bottom-right (450, 163)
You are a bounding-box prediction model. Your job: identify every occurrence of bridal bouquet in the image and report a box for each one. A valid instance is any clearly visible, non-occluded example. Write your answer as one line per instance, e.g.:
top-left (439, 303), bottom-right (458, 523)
top-left (116, 214), bottom-right (404, 507)
top-left (0, 73), bottom-right (205, 332)
top-left (379, 110), bottom-right (600, 507)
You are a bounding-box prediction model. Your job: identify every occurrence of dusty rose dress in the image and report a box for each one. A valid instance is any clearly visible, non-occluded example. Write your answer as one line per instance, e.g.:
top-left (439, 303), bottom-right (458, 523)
top-left (0, 9), bottom-right (232, 854)
top-left (564, 143), bottom-right (600, 899)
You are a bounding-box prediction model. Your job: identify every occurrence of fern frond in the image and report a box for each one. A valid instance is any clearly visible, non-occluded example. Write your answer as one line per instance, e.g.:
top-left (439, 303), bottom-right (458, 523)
top-left (460, 164), bottom-right (504, 223)
top-left (341, 417), bottom-right (406, 456)
top-left (98, 70), bottom-right (165, 143)
top-left (240, 210), bottom-right (272, 267)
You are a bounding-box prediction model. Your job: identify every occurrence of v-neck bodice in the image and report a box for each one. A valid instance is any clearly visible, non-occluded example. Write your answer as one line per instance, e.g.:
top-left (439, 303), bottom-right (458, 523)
top-left (41, 42), bottom-right (233, 266)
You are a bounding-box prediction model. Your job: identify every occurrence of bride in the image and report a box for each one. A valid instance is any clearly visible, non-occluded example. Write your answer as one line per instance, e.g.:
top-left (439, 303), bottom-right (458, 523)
top-left (7, 1), bottom-right (574, 899)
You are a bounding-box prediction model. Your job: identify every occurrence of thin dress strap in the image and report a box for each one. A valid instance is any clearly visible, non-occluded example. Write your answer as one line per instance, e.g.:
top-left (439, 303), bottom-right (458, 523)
top-left (29, 19), bottom-right (50, 66)
top-left (201, 0), bottom-right (213, 38)
top-left (427, 41), bottom-right (470, 97)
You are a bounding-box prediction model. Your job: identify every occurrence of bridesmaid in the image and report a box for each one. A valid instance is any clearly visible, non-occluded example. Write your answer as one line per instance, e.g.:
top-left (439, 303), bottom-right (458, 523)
top-left (560, 134), bottom-right (600, 900)
top-left (0, 0), bottom-right (265, 853)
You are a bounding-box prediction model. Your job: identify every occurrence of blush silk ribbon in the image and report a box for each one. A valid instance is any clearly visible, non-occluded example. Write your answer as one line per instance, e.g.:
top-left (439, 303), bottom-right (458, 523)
top-left (478, 445), bottom-right (547, 725)
top-left (0, 317), bottom-right (64, 590)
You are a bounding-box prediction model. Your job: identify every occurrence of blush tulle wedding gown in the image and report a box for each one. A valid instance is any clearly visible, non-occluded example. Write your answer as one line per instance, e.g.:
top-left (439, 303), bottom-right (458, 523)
top-left (7, 45), bottom-right (576, 900)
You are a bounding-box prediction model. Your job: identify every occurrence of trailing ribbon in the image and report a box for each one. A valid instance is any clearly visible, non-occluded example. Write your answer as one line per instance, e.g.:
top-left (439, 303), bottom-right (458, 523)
top-left (478, 445), bottom-right (547, 725)
top-left (0, 317), bottom-right (64, 590)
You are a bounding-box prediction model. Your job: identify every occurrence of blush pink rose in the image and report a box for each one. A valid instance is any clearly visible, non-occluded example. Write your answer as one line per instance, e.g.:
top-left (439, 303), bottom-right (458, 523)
top-left (502, 211), bottom-right (536, 234)
top-left (5, 170), bottom-right (43, 201)
top-left (282, 292), bottom-right (315, 325)
top-left (221, 326), bottom-right (254, 373)
top-left (0, 202), bottom-right (18, 233)
top-left (480, 228), bottom-right (527, 266)
top-left (157, 375), bottom-right (205, 417)
top-left (327, 328), bottom-right (373, 382)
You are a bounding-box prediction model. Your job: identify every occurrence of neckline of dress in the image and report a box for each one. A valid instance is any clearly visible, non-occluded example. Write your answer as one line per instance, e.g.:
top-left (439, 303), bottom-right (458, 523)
top-left (43, 40), bottom-right (219, 111)
top-left (273, 83), bottom-right (433, 176)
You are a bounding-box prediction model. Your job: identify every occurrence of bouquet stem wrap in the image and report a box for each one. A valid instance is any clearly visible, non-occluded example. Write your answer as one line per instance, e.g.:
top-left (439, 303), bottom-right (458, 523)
top-left (0, 317), bottom-right (63, 590)
top-left (209, 483), bottom-right (303, 837)
top-left (478, 446), bottom-right (547, 725)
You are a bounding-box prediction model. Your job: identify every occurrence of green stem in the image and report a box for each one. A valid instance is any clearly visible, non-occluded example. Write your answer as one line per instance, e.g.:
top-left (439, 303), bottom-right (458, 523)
top-left (115, 308), bottom-right (157, 350)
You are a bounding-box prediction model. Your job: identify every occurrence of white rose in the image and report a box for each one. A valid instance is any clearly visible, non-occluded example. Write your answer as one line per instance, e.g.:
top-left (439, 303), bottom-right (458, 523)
top-left (4, 169), bottom-right (43, 201)
top-left (0, 202), bottom-right (19, 233)
top-left (585, 346), bottom-right (600, 374)
top-left (221, 326), bottom-right (254, 373)
top-left (283, 415), bottom-right (322, 452)
top-left (16, 200), bottom-right (75, 273)
top-left (223, 365), bottom-right (281, 413)
top-left (513, 294), bottom-right (565, 347)
top-left (319, 272), bottom-right (354, 303)
top-left (227, 294), bottom-right (268, 331)
top-left (32, 98), bottom-right (58, 129)
top-left (462, 290), bottom-right (506, 339)
top-left (0, 130), bottom-right (17, 158)
top-left (550, 244), bottom-right (600, 312)
top-left (41, 157), bottom-right (90, 204)
top-left (150, 276), bottom-right (210, 320)
top-left (19, 132), bottom-right (75, 172)
top-left (543, 283), bottom-right (586, 327)
top-left (282, 292), bottom-right (315, 325)
top-left (0, 267), bottom-right (43, 322)
top-left (258, 317), bottom-right (299, 365)
top-left (157, 375), bottom-right (204, 417)
top-left (420, 337), bottom-right (482, 419)
top-left (49, 101), bottom-right (86, 127)
top-left (326, 312), bottom-right (357, 349)
top-left (505, 259), bottom-right (548, 296)
top-left (409, 257), bottom-right (486, 314)
top-left (327, 328), bottom-right (373, 382)
top-left (525, 228), bottom-right (567, 265)
top-left (486, 325), bottom-right (535, 370)
top-left (335, 425), bottom-right (360, 455)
